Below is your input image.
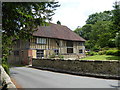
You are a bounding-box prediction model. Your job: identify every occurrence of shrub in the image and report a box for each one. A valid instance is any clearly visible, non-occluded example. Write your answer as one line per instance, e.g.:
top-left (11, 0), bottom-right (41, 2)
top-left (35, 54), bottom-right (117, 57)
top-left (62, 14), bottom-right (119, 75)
top-left (2, 63), bottom-right (10, 75)
top-left (114, 50), bottom-right (120, 56)
top-left (87, 51), bottom-right (98, 56)
top-left (98, 51), bottom-right (106, 55)
top-left (49, 54), bottom-right (55, 58)
top-left (105, 50), bottom-right (120, 56)
top-left (106, 50), bottom-right (115, 55)
top-left (91, 46), bottom-right (100, 52)
top-left (2, 56), bottom-right (10, 75)
top-left (58, 54), bottom-right (64, 59)
top-left (102, 47), bottom-right (109, 50)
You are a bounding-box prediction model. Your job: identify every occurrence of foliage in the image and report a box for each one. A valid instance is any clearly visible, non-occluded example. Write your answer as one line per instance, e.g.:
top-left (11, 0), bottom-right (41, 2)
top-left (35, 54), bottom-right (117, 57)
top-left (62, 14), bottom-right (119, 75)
top-left (49, 54), bottom-right (56, 58)
top-left (105, 50), bottom-right (120, 56)
top-left (91, 45), bottom-right (100, 52)
top-left (80, 24), bottom-right (92, 40)
top-left (49, 54), bottom-right (64, 59)
top-left (74, 20), bottom-right (114, 49)
top-left (2, 57), bottom-right (10, 75)
top-left (87, 51), bottom-right (98, 56)
top-left (58, 54), bottom-right (64, 59)
top-left (90, 21), bottom-right (114, 48)
top-left (74, 2), bottom-right (120, 50)
top-left (115, 31), bottom-right (120, 49)
top-left (101, 47), bottom-right (109, 50)
top-left (112, 2), bottom-right (120, 35)
top-left (74, 26), bottom-right (82, 36)
top-left (98, 51), bottom-right (106, 55)
top-left (86, 11), bottom-right (112, 24)
top-left (2, 54), bottom-right (10, 75)
top-left (2, 2), bottom-right (60, 72)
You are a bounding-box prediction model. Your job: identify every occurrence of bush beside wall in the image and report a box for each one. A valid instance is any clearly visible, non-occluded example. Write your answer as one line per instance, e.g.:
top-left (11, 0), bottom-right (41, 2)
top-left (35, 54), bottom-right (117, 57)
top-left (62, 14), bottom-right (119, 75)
top-left (32, 59), bottom-right (119, 77)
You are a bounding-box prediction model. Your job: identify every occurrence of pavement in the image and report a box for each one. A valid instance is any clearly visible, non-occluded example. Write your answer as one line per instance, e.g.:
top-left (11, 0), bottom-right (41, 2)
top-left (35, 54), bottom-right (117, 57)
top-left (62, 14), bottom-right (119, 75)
top-left (10, 67), bottom-right (119, 88)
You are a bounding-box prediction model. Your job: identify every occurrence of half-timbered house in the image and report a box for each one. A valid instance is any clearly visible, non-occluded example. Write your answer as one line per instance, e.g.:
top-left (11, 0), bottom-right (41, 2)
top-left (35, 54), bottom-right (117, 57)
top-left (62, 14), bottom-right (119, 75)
top-left (9, 23), bottom-right (86, 65)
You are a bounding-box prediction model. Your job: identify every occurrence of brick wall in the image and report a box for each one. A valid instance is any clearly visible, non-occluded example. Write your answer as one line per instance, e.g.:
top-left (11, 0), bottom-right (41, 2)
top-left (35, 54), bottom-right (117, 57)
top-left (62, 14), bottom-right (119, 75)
top-left (32, 59), bottom-right (120, 78)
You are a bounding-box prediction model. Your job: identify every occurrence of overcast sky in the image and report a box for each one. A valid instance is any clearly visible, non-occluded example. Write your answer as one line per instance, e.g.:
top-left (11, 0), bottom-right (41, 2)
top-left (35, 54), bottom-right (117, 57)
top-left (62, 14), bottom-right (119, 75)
top-left (51, 0), bottom-right (116, 30)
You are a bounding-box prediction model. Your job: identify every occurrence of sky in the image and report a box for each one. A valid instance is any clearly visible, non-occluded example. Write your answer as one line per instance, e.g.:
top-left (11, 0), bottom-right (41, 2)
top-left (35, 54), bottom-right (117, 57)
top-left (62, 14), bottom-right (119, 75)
top-left (51, 0), bottom-right (117, 30)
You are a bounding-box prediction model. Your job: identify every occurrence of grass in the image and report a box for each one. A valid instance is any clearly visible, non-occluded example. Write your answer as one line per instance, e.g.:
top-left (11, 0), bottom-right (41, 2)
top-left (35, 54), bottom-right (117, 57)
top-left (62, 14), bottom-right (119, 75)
top-left (81, 55), bottom-right (120, 61)
top-left (9, 64), bottom-right (26, 68)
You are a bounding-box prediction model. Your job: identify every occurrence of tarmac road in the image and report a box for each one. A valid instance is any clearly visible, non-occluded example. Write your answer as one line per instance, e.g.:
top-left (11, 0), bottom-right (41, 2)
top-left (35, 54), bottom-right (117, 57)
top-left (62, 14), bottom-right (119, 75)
top-left (10, 67), bottom-right (119, 88)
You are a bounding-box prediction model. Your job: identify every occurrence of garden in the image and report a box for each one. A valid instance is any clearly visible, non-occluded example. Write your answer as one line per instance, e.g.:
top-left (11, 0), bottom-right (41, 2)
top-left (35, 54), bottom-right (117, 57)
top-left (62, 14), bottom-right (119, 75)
top-left (81, 48), bottom-right (120, 61)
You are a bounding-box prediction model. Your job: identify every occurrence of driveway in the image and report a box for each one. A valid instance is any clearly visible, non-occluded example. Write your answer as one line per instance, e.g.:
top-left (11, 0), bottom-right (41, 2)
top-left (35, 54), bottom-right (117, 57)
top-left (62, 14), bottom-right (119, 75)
top-left (10, 67), bottom-right (119, 88)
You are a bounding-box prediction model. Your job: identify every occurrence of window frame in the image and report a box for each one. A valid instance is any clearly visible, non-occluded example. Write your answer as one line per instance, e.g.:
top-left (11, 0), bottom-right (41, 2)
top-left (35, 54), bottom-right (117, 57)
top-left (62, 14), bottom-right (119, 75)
top-left (67, 48), bottom-right (73, 53)
top-left (36, 50), bottom-right (44, 58)
top-left (54, 49), bottom-right (59, 55)
top-left (36, 37), bottom-right (47, 45)
top-left (67, 41), bottom-right (73, 54)
top-left (79, 49), bottom-right (83, 54)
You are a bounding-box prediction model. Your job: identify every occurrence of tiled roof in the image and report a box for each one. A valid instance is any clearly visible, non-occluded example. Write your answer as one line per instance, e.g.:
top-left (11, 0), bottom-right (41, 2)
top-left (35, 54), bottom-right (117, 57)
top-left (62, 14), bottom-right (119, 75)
top-left (33, 23), bottom-right (86, 41)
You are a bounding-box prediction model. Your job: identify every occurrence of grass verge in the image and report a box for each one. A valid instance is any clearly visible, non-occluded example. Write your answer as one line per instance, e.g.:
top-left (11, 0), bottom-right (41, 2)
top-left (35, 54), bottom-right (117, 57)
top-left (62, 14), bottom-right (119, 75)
top-left (80, 55), bottom-right (120, 60)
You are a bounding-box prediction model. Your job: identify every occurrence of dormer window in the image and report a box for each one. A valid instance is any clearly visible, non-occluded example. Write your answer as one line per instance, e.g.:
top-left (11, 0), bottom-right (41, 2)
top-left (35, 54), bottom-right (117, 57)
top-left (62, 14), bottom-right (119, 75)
top-left (37, 38), bottom-right (46, 44)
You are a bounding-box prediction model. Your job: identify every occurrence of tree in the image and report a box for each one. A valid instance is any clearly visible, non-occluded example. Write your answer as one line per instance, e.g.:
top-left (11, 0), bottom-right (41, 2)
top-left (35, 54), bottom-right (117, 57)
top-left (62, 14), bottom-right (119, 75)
top-left (115, 31), bottom-right (120, 50)
top-left (74, 24), bottom-right (92, 40)
top-left (2, 2), bottom-right (60, 73)
top-left (90, 21), bottom-right (113, 48)
top-left (74, 10), bottom-right (115, 49)
top-left (81, 24), bottom-right (92, 40)
top-left (74, 26), bottom-right (82, 36)
top-left (112, 1), bottom-right (120, 37)
top-left (86, 11), bottom-right (112, 24)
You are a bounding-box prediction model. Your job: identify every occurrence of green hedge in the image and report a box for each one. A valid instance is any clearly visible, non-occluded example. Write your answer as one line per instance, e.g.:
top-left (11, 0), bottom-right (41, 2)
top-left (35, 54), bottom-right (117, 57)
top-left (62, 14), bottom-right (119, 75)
top-left (98, 50), bottom-right (120, 56)
top-left (87, 51), bottom-right (98, 56)
top-left (105, 50), bottom-right (120, 56)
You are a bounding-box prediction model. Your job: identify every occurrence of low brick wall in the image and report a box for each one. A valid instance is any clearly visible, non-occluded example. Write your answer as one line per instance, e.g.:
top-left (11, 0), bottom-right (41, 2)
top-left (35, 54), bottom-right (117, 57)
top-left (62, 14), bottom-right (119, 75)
top-left (32, 59), bottom-right (120, 79)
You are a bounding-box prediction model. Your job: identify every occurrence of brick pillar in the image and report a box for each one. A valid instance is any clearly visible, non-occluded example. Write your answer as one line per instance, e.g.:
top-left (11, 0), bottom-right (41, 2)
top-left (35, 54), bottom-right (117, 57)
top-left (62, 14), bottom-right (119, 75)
top-left (28, 50), bottom-right (33, 65)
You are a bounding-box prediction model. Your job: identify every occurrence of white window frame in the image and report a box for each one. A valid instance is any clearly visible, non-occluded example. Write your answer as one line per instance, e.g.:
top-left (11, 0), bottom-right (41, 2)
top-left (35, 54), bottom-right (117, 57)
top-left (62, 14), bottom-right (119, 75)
top-left (37, 38), bottom-right (46, 44)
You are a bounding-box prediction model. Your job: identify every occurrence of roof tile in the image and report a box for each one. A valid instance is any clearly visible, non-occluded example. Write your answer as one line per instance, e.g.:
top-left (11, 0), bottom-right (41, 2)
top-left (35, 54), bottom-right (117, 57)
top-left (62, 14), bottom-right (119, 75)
top-left (33, 23), bottom-right (86, 41)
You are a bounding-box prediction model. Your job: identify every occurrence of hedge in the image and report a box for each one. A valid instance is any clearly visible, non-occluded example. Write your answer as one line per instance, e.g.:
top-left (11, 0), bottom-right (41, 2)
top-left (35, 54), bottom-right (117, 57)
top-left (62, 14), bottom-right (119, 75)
top-left (105, 50), bottom-right (120, 56)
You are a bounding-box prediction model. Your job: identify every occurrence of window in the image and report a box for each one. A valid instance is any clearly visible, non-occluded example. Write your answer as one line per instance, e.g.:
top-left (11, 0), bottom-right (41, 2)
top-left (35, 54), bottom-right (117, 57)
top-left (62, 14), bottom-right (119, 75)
top-left (79, 49), bottom-right (83, 54)
top-left (79, 42), bottom-right (83, 46)
top-left (54, 49), bottom-right (59, 55)
top-left (67, 41), bottom-right (73, 53)
top-left (36, 50), bottom-right (44, 58)
top-left (67, 48), bottom-right (73, 53)
top-left (14, 51), bottom-right (19, 56)
top-left (37, 38), bottom-right (46, 44)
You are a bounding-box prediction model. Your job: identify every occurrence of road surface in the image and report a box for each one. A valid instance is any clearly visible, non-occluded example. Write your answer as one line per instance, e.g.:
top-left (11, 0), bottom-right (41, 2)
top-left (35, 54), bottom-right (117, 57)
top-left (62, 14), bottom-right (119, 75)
top-left (10, 67), bottom-right (119, 88)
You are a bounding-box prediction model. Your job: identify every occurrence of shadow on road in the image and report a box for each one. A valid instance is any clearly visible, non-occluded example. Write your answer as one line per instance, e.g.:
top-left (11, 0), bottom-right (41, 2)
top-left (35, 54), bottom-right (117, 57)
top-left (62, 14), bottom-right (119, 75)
top-left (110, 85), bottom-right (120, 89)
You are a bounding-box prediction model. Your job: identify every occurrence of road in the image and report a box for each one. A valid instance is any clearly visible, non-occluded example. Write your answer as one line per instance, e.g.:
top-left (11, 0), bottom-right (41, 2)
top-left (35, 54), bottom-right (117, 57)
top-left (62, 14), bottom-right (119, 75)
top-left (10, 67), bottom-right (119, 88)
